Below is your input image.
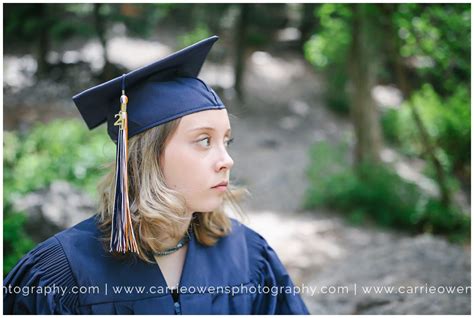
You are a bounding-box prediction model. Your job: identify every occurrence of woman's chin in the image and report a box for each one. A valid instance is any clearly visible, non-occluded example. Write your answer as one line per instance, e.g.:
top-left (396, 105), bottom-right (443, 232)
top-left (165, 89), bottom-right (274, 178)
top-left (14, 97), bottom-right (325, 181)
top-left (191, 199), bottom-right (224, 213)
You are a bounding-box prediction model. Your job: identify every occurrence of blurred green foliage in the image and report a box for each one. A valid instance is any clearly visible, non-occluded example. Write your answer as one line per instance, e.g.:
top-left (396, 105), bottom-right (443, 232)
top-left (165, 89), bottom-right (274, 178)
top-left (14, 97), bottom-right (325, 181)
top-left (4, 119), bottom-right (113, 275)
top-left (304, 4), bottom-right (471, 111)
top-left (304, 4), bottom-right (352, 113)
top-left (4, 4), bottom-right (94, 44)
top-left (381, 84), bottom-right (470, 178)
top-left (304, 4), bottom-right (470, 239)
top-left (304, 4), bottom-right (352, 70)
top-left (3, 205), bottom-right (35, 277)
top-left (394, 4), bottom-right (471, 95)
top-left (304, 141), bottom-right (470, 243)
top-left (4, 3), bottom-right (289, 51)
top-left (4, 120), bottom-right (113, 197)
top-left (3, 4), bottom-right (174, 45)
top-left (178, 24), bottom-right (213, 48)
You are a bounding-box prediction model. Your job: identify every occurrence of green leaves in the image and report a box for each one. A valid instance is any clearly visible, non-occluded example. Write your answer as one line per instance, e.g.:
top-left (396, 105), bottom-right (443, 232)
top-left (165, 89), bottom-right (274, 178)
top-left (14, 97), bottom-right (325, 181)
top-left (395, 4), bottom-right (470, 94)
top-left (3, 209), bottom-right (35, 276)
top-left (4, 119), bottom-right (114, 198)
top-left (304, 4), bottom-right (352, 70)
top-left (304, 141), bottom-right (470, 242)
top-left (382, 84), bottom-right (470, 175)
top-left (178, 24), bottom-right (212, 48)
top-left (4, 119), bottom-right (115, 274)
top-left (304, 3), bottom-right (470, 113)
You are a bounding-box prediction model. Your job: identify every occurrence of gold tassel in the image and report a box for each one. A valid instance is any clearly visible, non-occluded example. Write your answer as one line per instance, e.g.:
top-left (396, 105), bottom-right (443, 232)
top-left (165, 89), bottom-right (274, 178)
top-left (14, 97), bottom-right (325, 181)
top-left (110, 75), bottom-right (139, 254)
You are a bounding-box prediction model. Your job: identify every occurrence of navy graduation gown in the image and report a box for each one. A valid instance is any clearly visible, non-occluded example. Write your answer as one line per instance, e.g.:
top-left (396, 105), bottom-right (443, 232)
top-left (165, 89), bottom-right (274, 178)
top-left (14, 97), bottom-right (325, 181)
top-left (4, 216), bottom-right (309, 314)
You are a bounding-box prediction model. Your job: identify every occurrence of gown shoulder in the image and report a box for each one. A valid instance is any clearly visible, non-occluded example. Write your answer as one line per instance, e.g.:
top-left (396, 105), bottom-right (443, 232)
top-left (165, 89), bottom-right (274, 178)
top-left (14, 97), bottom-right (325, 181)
top-left (3, 215), bottom-right (104, 314)
top-left (228, 218), bottom-right (310, 314)
top-left (3, 233), bottom-right (80, 314)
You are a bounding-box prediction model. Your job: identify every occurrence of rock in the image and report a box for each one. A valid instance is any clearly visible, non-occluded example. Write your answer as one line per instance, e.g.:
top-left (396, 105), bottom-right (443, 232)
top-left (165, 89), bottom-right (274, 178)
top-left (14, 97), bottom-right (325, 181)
top-left (12, 181), bottom-right (95, 242)
top-left (305, 234), bottom-right (470, 314)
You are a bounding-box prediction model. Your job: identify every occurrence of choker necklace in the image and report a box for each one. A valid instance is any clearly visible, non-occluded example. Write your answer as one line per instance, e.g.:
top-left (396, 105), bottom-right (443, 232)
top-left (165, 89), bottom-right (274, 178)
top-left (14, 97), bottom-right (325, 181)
top-left (153, 227), bottom-right (192, 257)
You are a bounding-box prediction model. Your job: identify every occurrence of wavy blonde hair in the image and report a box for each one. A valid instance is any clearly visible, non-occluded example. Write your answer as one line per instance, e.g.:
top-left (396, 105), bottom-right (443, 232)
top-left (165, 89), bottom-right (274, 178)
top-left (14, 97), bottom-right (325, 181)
top-left (96, 117), bottom-right (247, 263)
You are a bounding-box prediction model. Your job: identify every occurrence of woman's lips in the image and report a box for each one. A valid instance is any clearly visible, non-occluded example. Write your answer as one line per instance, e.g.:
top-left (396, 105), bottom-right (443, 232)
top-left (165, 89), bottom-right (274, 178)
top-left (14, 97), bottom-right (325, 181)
top-left (212, 181), bottom-right (228, 188)
top-left (211, 184), bottom-right (228, 191)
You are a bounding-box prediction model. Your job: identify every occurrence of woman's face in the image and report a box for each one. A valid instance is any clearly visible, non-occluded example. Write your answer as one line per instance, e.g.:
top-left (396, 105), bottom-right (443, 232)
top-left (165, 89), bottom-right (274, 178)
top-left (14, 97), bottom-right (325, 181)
top-left (161, 109), bottom-right (234, 213)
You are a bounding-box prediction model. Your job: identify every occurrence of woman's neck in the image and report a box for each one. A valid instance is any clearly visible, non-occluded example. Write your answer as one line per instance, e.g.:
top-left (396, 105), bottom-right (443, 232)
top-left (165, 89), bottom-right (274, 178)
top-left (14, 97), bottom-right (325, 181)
top-left (160, 213), bottom-right (194, 249)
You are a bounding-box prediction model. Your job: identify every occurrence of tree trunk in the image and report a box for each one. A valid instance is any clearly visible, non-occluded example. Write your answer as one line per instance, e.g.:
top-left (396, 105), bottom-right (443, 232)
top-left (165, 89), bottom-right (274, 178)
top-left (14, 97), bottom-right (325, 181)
top-left (94, 4), bottom-right (111, 80)
top-left (234, 4), bottom-right (249, 102)
top-left (36, 4), bottom-right (50, 77)
top-left (380, 4), bottom-right (411, 97)
top-left (298, 3), bottom-right (318, 51)
top-left (408, 101), bottom-right (452, 206)
top-left (348, 4), bottom-right (382, 166)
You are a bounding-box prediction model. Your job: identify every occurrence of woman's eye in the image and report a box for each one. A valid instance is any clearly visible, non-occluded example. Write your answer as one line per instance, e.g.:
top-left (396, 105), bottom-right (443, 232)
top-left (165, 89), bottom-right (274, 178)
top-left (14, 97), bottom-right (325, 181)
top-left (197, 137), bottom-right (233, 148)
top-left (225, 138), bottom-right (234, 147)
top-left (197, 137), bottom-right (211, 148)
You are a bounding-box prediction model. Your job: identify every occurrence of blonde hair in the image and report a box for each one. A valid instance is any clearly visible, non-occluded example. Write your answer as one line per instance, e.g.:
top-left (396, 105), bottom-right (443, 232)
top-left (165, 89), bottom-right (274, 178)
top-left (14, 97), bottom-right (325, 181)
top-left (96, 117), bottom-right (247, 263)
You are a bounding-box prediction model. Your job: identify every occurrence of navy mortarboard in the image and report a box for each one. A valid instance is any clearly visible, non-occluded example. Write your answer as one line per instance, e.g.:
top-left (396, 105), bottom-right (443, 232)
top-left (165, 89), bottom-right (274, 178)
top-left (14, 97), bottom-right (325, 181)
top-left (73, 35), bottom-right (224, 141)
top-left (72, 36), bottom-right (225, 254)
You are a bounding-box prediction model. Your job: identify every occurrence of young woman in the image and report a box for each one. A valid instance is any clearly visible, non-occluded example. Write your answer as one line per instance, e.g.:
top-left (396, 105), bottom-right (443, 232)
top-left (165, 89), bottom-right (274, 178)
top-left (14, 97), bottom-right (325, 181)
top-left (3, 36), bottom-right (309, 314)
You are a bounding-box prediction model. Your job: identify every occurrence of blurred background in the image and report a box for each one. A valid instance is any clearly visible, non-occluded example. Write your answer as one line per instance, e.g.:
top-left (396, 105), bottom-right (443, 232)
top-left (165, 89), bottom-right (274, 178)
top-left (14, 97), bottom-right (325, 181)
top-left (3, 3), bottom-right (471, 314)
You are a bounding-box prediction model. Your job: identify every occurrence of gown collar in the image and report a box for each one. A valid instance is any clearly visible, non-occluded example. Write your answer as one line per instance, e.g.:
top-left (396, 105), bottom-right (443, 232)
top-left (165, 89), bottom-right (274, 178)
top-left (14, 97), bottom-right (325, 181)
top-left (150, 229), bottom-right (213, 314)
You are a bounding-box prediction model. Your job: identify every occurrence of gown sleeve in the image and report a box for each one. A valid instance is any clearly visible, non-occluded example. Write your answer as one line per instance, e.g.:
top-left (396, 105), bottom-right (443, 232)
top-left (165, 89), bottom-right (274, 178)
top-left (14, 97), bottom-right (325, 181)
top-left (251, 233), bottom-right (310, 314)
top-left (3, 236), bottom-right (80, 314)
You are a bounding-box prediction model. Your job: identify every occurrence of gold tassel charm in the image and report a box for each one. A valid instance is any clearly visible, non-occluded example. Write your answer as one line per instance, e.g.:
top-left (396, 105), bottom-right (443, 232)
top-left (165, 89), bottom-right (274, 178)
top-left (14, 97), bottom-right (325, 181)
top-left (110, 75), bottom-right (139, 254)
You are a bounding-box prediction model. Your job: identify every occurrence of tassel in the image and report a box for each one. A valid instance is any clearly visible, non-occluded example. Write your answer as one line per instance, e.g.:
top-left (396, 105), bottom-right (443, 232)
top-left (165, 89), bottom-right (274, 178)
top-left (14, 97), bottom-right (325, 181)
top-left (110, 74), bottom-right (139, 254)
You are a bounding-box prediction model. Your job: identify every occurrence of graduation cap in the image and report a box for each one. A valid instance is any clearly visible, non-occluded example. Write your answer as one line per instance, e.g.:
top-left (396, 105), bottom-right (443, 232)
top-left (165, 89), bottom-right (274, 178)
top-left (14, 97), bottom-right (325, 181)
top-left (72, 35), bottom-right (225, 254)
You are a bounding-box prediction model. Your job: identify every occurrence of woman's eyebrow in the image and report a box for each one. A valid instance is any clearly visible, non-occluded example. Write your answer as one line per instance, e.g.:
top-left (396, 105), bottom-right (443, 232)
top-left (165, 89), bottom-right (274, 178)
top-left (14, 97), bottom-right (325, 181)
top-left (188, 127), bottom-right (232, 134)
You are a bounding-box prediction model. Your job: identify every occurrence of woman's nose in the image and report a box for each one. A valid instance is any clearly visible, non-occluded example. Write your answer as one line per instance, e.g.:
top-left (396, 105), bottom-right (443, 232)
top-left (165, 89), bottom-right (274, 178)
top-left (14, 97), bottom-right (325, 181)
top-left (216, 148), bottom-right (234, 171)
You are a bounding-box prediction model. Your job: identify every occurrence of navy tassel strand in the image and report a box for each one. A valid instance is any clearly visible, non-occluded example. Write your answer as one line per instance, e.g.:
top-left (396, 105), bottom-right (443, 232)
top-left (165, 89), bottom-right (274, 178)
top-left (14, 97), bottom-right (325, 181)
top-left (110, 75), bottom-right (139, 254)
